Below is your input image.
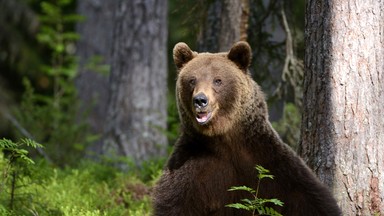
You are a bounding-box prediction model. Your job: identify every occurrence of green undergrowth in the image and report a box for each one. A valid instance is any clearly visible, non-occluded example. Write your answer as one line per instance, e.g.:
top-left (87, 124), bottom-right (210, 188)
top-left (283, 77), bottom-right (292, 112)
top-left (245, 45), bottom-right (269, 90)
top-left (0, 153), bottom-right (164, 216)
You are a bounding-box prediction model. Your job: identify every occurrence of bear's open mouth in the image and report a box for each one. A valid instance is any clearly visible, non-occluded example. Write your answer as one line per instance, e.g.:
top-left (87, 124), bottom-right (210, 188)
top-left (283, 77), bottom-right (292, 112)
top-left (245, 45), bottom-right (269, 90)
top-left (196, 111), bottom-right (212, 125)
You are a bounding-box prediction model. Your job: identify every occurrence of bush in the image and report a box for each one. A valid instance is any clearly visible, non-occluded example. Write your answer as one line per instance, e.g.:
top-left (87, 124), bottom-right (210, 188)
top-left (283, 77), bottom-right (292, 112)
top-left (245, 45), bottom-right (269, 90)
top-left (0, 150), bottom-right (164, 215)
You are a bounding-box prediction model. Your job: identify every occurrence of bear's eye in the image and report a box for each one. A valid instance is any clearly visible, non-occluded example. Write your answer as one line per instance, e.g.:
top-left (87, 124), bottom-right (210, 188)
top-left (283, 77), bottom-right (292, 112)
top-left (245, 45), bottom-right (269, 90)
top-left (189, 78), bottom-right (196, 87)
top-left (214, 78), bottom-right (222, 86)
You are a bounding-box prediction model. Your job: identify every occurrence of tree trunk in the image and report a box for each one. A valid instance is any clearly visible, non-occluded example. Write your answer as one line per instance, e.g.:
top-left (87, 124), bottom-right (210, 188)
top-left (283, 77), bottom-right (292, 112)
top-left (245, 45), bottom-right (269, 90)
top-left (103, 0), bottom-right (168, 164)
top-left (197, 0), bottom-right (249, 52)
top-left (247, 0), bottom-right (288, 122)
top-left (299, 0), bottom-right (384, 215)
top-left (75, 0), bottom-right (116, 154)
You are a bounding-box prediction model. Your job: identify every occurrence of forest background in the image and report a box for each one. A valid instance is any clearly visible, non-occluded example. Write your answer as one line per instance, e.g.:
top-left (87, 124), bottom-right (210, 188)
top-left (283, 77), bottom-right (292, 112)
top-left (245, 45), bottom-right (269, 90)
top-left (0, 0), bottom-right (383, 215)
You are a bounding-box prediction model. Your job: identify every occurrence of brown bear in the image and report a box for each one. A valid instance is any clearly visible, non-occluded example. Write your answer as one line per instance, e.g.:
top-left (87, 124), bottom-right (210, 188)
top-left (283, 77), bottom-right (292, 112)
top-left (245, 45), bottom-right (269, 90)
top-left (152, 41), bottom-right (341, 216)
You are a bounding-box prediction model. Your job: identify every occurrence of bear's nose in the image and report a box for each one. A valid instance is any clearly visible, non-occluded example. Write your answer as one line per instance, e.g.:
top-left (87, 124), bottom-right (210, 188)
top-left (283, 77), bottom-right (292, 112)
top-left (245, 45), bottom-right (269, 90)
top-left (193, 93), bottom-right (208, 108)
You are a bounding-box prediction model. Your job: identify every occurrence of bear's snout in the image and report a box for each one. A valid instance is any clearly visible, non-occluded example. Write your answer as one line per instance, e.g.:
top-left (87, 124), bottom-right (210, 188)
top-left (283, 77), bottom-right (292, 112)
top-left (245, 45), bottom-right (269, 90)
top-left (193, 93), bottom-right (208, 109)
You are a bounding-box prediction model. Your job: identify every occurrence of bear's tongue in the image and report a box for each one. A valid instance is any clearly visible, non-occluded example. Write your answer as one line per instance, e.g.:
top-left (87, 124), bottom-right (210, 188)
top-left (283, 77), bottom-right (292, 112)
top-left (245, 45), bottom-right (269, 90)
top-left (196, 112), bottom-right (211, 124)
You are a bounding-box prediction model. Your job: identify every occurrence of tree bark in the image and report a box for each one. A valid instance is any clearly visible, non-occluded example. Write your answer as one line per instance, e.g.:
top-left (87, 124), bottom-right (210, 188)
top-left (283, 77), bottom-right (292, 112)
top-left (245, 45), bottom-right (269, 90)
top-left (300, 0), bottom-right (384, 215)
top-left (103, 0), bottom-right (168, 164)
top-left (75, 0), bottom-right (116, 154)
top-left (197, 0), bottom-right (249, 52)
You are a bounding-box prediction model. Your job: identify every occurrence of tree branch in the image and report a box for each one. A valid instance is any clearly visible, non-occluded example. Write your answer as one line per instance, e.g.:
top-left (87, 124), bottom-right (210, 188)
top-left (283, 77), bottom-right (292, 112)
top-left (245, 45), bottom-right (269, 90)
top-left (273, 8), bottom-right (304, 109)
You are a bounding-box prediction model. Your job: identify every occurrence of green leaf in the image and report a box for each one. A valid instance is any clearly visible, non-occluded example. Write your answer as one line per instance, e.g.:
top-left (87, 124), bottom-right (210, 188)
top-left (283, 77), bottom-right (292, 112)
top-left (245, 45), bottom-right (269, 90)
top-left (266, 198), bottom-right (284, 207)
top-left (19, 154), bottom-right (35, 164)
top-left (55, 44), bottom-right (65, 53)
top-left (41, 2), bottom-right (60, 16)
top-left (36, 26), bottom-right (60, 49)
top-left (241, 198), bottom-right (254, 205)
top-left (62, 14), bottom-right (85, 23)
top-left (0, 138), bottom-right (18, 149)
top-left (228, 186), bottom-right (256, 193)
top-left (255, 165), bottom-right (270, 174)
top-left (15, 149), bottom-right (29, 155)
top-left (259, 173), bottom-right (275, 180)
top-left (225, 203), bottom-right (251, 210)
top-left (58, 0), bottom-right (72, 6)
top-left (256, 206), bottom-right (283, 216)
top-left (20, 138), bottom-right (44, 149)
top-left (255, 165), bottom-right (275, 180)
top-left (85, 55), bottom-right (111, 76)
top-left (62, 32), bottom-right (80, 41)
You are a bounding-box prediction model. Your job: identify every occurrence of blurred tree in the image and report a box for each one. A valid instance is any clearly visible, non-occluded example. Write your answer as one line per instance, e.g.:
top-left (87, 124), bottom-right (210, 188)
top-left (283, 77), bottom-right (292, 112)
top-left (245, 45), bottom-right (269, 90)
top-left (300, 0), bottom-right (384, 214)
top-left (248, 0), bottom-right (304, 120)
top-left (75, 0), bottom-right (116, 154)
top-left (0, 0), bottom-right (40, 138)
top-left (14, 0), bottom-right (88, 165)
top-left (102, 0), bottom-right (168, 164)
top-left (197, 0), bottom-right (249, 52)
top-left (247, 0), bottom-right (286, 122)
top-left (0, 0), bottom-right (40, 78)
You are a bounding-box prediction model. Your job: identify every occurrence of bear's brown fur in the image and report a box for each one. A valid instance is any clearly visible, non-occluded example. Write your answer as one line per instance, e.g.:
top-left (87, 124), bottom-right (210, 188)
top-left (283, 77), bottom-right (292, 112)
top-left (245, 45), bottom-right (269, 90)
top-left (152, 42), bottom-right (341, 216)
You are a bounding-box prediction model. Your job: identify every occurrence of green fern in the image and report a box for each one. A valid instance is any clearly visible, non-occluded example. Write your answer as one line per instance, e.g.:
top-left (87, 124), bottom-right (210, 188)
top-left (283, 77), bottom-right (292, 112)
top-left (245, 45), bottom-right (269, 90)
top-left (226, 165), bottom-right (284, 216)
top-left (0, 138), bottom-right (43, 165)
top-left (256, 206), bottom-right (283, 216)
top-left (0, 138), bottom-right (43, 213)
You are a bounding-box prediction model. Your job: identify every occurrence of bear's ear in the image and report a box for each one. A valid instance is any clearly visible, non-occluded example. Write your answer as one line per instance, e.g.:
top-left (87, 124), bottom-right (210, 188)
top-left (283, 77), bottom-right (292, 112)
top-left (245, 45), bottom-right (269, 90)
top-left (227, 41), bottom-right (252, 71)
top-left (173, 42), bottom-right (196, 71)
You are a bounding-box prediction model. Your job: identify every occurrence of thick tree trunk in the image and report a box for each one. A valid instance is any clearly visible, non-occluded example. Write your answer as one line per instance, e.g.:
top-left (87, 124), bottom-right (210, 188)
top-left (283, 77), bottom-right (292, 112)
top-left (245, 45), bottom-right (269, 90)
top-left (197, 0), bottom-right (249, 52)
top-left (103, 0), bottom-right (168, 164)
top-left (75, 0), bottom-right (116, 154)
top-left (300, 0), bottom-right (384, 215)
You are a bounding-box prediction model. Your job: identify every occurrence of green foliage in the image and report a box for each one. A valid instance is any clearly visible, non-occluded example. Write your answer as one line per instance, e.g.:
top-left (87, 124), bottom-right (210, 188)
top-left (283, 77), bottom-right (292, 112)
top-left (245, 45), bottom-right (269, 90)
top-left (0, 138), bottom-right (43, 165)
top-left (271, 103), bottom-right (301, 150)
top-left (227, 165), bottom-right (284, 216)
top-left (84, 56), bottom-right (111, 76)
top-left (13, 0), bottom-right (93, 166)
top-left (0, 138), bottom-right (164, 215)
top-left (165, 94), bottom-right (180, 145)
top-left (139, 157), bottom-right (167, 184)
top-left (0, 138), bottom-right (43, 214)
top-left (0, 154), bottom-right (161, 215)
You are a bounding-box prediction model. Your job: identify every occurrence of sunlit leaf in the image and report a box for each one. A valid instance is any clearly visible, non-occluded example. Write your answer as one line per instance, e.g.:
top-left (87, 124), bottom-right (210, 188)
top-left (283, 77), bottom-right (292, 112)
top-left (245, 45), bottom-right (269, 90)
top-left (228, 185), bottom-right (256, 193)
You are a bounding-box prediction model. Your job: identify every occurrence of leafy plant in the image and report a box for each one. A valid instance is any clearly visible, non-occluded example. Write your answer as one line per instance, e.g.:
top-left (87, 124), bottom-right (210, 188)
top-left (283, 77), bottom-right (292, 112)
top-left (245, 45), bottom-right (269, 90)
top-left (0, 138), bottom-right (43, 214)
top-left (13, 0), bottom-right (93, 166)
top-left (0, 150), bottom-right (159, 215)
top-left (226, 165), bottom-right (284, 216)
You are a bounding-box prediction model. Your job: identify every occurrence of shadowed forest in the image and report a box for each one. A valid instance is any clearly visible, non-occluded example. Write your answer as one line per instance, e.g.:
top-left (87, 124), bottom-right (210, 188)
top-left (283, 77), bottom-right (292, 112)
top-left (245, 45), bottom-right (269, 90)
top-left (1, 0), bottom-right (383, 215)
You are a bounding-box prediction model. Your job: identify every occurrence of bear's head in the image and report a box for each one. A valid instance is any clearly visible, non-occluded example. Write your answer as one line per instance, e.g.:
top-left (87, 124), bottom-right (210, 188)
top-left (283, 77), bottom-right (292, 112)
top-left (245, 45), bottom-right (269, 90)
top-left (174, 41), bottom-right (258, 136)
